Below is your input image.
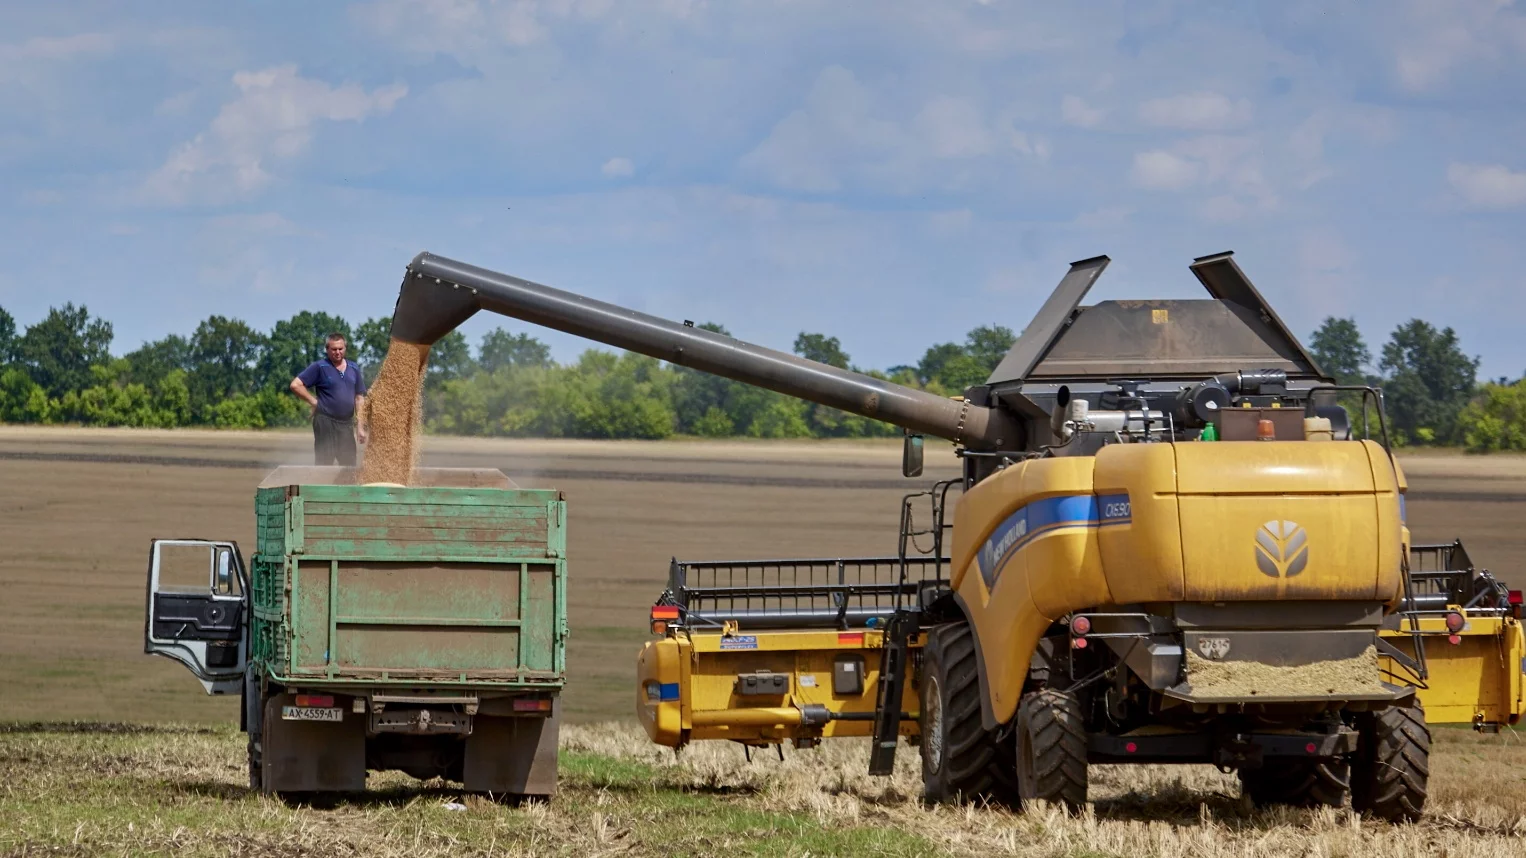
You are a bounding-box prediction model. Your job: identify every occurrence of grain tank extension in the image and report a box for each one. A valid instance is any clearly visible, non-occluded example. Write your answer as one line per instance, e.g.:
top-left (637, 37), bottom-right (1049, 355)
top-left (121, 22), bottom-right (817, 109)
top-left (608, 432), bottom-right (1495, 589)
top-left (381, 250), bottom-right (1525, 823)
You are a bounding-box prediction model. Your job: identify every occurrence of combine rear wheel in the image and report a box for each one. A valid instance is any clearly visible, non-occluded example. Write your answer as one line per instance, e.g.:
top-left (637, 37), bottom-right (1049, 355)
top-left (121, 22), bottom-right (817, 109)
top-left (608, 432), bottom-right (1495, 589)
top-left (1351, 699), bottom-right (1430, 823)
top-left (1015, 688), bottom-right (1088, 811)
top-left (918, 623), bottom-right (1018, 806)
top-left (1239, 758), bottom-right (1350, 808)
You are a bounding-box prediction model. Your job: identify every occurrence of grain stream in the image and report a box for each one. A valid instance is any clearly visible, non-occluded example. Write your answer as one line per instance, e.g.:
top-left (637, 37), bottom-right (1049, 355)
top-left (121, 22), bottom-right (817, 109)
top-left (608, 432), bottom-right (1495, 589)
top-left (358, 339), bottom-right (430, 486)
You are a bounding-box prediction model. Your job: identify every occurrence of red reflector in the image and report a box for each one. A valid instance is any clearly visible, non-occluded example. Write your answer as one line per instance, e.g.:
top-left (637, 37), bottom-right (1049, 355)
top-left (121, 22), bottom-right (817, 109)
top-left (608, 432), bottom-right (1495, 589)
top-left (651, 605), bottom-right (680, 620)
top-left (513, 698), bottom-right (552, 712)
top-left (1072, 637), bottom-right (1088, 649)
top-left (1305, 742), bottom-right (1317, 754)
top-left (1509, 590), bottom-right (1523, 606)
top-left (1071, 616), bottom-right (1091, 635)
top-left (1448, 634), bottom-right (1462, 645)
top-left (1125, 742), bottom-right (1137, 754)
top-left (839, 632), bottom-right (864, 645)
top-left (1445, 611), bottom-right (1465, 633)
top-left (294, 695), bottom-right (334, 708)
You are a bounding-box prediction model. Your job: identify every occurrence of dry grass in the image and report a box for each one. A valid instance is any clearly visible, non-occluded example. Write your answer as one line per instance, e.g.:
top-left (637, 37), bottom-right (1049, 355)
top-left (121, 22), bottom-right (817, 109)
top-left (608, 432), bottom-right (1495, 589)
top-left (2, 720), bottom-right (1523, 857)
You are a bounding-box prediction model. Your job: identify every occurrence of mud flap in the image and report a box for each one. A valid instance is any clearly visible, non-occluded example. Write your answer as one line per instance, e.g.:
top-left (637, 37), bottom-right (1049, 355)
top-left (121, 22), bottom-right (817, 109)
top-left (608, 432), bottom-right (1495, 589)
top-left (462, 699), bottom-right (561, 797)
top-left (261, 692), bottom-right (365, 794)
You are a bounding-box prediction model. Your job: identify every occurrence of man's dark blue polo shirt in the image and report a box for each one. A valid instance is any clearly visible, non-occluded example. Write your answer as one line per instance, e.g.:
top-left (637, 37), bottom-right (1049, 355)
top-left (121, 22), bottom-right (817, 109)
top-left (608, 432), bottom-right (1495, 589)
top-left (297, 359), bottom-right (368, 420)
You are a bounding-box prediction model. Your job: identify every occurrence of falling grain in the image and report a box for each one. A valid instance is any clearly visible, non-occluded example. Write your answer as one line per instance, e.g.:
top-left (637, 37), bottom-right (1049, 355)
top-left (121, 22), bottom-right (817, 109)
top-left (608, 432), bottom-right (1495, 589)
top-left (359, 339), bottom-right (431, 486)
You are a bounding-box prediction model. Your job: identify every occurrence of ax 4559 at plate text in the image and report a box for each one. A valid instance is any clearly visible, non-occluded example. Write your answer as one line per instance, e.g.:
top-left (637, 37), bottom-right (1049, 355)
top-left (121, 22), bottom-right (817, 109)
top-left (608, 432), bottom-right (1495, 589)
top-left (282, 706), bottom-right (344, 722)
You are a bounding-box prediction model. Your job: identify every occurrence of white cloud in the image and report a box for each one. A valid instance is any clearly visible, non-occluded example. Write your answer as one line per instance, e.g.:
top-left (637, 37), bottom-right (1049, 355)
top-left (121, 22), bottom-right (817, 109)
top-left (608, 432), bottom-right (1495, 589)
top-left (1447, 163), bottom-right (1526, 210)
top-left (0, 33), bottom-right (113, 63)
top-left (1138, 92), bottom-right (1253, 131)
top-left (1060, 94), bottom-right (1105, 128)
top-left (1131, 150), bottom-right (1198, 190)
top-left (142, 65), bottom-right (406, 205)
top-left (740, 66), bottom-right (1042, 195)
top-left (1389, 0), bottom-right (1526, 92)
top-left (601, 157), bottom-right (634, 177)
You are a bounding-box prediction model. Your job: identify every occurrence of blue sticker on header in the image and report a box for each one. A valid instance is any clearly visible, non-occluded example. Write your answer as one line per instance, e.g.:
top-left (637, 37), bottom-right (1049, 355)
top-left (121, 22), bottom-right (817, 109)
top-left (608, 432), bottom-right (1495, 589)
top-left (719, 635), bottom-right (758, 650)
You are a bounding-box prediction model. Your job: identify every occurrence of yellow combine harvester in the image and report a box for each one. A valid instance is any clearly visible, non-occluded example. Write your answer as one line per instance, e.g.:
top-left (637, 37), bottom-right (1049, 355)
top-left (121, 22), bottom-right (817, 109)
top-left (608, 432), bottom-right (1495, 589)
top-left (382, 250), bottom-right (1524, 823)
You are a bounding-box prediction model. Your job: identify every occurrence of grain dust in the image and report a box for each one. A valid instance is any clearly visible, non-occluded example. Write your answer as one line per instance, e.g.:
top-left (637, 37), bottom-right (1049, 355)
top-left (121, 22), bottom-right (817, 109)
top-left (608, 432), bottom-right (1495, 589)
top-left (1185, 645), bottom-right (1383, 698)
top-left (359, 339), bottom-right (430, 486)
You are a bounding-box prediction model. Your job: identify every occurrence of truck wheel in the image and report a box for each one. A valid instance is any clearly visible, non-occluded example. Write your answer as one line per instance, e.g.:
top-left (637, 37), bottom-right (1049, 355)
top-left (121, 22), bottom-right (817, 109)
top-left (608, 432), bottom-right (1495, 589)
top-left (1239, 759), bottom-right (1349, 808)
top-left (919, 623), bottom-right (1018, 806)
top-left (1015, 688), bottom-right (1088, 811)
top-left (246, 738), bottom-right (262, 793)
top-left (1351, 700), bottom-right (1430, 823)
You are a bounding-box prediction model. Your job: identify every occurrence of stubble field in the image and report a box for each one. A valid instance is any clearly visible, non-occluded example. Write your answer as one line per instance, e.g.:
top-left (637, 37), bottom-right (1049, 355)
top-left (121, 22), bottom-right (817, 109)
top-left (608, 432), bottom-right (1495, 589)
top-left (1, 426), bottom-right (1524, 856)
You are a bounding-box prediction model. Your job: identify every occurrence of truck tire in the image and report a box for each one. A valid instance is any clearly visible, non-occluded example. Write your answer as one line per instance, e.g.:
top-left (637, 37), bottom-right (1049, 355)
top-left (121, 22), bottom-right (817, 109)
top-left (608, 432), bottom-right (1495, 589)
top-left (919, 623), bottom-right (1019, 806)
top-left (1015, 688), bottom-right (1088, 811)
top-left (1351, 700), bottom-right (1430, 823)
top-left (1239, 758), bottom-right (1349, 808)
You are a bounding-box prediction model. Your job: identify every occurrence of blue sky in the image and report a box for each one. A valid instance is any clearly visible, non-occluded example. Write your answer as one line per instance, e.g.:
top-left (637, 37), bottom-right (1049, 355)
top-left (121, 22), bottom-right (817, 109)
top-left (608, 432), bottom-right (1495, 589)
top-left (4, 1), bottom-right (1525, 380)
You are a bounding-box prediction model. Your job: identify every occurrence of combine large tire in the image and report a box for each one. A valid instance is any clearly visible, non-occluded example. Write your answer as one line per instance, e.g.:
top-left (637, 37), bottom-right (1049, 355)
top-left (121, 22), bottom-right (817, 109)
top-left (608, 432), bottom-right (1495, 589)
top-left (919, 623), bottom-right (1018, 806)
top-left (1239, 758), bottom-right (1350, 808)
top-left (1015, 688), bottom-right (1088, 811)
top-left (1351, 699), bottom-right (1430, 823)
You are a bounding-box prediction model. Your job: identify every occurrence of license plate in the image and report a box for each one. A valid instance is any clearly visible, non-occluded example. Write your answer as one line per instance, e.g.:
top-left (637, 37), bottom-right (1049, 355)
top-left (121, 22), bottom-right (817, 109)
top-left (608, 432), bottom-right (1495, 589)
top-left (281, 706), bottom-right (344, 722)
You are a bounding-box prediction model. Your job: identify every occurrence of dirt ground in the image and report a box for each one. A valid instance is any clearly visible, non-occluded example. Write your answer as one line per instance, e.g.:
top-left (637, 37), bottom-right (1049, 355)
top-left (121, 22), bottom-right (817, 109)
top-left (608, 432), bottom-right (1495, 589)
top-left (0, 426), bottom-right (1522, 726)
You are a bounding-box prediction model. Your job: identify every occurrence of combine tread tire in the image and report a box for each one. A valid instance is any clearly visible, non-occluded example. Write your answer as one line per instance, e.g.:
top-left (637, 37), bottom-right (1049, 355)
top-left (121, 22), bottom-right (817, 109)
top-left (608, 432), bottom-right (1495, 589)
top-left (1015, 688), bottom-right (1088, 811)
top-left (1352, 700), bottom-right (1430, 823)
top-left (1239, 758), bottom-right (1350, 809)
top-left (919, 623), bottom-right (1019, 807)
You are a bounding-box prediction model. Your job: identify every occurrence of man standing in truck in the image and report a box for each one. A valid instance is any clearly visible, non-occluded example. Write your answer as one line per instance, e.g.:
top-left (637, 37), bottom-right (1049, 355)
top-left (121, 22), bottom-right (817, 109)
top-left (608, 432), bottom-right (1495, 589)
top-left (289, 333), bottom-right (369, 466)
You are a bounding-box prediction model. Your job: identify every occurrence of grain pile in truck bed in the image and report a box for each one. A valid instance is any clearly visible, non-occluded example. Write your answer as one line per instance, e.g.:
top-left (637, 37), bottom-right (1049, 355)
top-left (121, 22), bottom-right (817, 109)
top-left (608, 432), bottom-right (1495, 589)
top-left (358, 339), bottom-right (430, 486)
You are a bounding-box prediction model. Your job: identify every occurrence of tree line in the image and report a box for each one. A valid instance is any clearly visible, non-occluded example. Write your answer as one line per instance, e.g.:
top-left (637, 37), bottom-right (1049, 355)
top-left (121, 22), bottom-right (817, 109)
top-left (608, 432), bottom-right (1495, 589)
top-left (0, 300), bottom-right (1521, 450)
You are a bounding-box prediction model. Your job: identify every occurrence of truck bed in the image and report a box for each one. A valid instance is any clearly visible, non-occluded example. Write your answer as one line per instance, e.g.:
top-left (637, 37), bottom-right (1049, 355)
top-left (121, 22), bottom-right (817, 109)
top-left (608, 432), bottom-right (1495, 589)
top-left (252, 480), bottom-right (567, 689)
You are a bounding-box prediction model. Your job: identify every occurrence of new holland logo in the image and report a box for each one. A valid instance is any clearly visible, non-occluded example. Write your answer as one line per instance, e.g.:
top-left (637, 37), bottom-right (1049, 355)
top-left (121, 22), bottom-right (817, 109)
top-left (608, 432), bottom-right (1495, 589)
top-left (1255, 520), bottom-right (1309, 578)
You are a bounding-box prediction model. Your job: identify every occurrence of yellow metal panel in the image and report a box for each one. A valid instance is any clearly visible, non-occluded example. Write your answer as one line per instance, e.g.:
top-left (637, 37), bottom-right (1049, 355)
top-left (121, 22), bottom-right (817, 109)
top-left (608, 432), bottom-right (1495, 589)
top-left (1379, 617), bottom-right (1525, 726)
top-left (635, 637), bottom-right (687, 747)
top-left (1363, 441), bottom-right (1405, 604)
top-left (1093, 443), bottom-right (1185, 604)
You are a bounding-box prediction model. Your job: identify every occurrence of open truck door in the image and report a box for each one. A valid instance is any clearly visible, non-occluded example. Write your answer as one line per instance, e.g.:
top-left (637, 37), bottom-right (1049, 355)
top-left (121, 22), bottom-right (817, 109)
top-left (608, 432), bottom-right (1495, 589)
top-left (144, 539), bottom-right (249, 695)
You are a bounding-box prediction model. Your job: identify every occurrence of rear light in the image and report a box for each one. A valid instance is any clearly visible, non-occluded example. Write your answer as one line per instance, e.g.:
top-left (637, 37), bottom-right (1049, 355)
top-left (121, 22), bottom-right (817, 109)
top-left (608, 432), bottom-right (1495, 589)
top-left (1445, 611), bottom-right (1465, 633)
top-left (1509, 591), bottom-right (1522, 618)
top-left (651, 604), bottom-right (679, 635)
top-left (1071, 616), bottom-right (1091, 635)
top-left (1256, 419), bottom-right (1276, 441)
top-left (294, 694), bottom-right (334, 708)
top-left (512, 698), bottom-right (552, 713)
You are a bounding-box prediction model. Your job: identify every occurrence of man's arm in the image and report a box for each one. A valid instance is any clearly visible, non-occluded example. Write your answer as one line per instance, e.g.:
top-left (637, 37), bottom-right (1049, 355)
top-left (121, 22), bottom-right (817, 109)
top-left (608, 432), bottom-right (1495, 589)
top-left (290, 366), bottom-right (320, 416)
top-left (354, 394), bottom-right (369, 443)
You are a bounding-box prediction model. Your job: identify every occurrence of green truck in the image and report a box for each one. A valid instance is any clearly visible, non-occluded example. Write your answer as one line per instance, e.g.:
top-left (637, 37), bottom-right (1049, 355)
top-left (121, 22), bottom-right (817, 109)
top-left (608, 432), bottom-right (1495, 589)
top-left (145, 466), bottom-right (568, 799)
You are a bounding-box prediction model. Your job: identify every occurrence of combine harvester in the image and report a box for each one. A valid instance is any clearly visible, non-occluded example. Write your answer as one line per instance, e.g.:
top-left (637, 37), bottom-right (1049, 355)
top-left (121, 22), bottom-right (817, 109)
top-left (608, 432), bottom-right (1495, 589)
top-left (381, 250), bottom-right (1524, 822)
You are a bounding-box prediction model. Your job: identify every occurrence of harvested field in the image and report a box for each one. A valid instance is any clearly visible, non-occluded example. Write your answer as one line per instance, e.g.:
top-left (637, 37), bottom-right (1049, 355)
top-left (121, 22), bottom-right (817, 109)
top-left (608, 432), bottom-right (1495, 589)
top-left (1, 720), bottom-right (1524, 857)
top-left (1, 428), bottom-right (1524, 855)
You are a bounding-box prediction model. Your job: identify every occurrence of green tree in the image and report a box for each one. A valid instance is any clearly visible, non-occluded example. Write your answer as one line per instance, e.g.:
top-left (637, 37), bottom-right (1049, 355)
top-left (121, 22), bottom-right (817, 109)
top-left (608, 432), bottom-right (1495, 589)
top-left (793, 332), bottom-right (850, 369)
top-left (187, 316), bottom-right (265, 417)
top-left (15, 303), bottom-right (113, 398)
top-left (427, 330), bottom-right (475, 383)
top-left (352, 316), bottom-right (393, 374)
top-left (963, 325), bottom-right (1016, 374)
top-left (1379, 320), bottom-right (1480, 445)
top-left (123, 335), bottom-right (191, 386)
top-left (0, 304), bottom-right (16, 364)
top-left (1309, 317), bottom-right (1372, 386)
top-left (480, 328), bottom-right (552, 373)
top-left (0, 367), bottom-right (54, 423)
top-left (1459, 381), bottom-right (1526, 452)
top-left (916, 341), bottom-right (965, 387)
top-left (261, 312), bottom-right (352, 390)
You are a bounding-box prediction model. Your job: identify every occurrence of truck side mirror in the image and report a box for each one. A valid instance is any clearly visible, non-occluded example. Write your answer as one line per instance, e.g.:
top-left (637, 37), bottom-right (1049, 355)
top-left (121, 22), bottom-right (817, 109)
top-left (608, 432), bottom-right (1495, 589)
top-left (902, 433), bottom-right (924, 478)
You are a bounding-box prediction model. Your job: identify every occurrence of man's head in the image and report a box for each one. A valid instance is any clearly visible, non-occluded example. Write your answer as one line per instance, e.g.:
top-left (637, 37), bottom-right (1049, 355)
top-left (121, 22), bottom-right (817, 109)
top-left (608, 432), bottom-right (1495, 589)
top-left (325, 333), bottom-right (347, 365)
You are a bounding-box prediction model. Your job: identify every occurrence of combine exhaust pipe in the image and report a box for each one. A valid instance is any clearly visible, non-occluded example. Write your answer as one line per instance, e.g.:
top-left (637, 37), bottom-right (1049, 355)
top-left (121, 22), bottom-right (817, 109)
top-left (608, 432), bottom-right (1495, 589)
top-left (387, 253), bottom-right (1023, 449)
